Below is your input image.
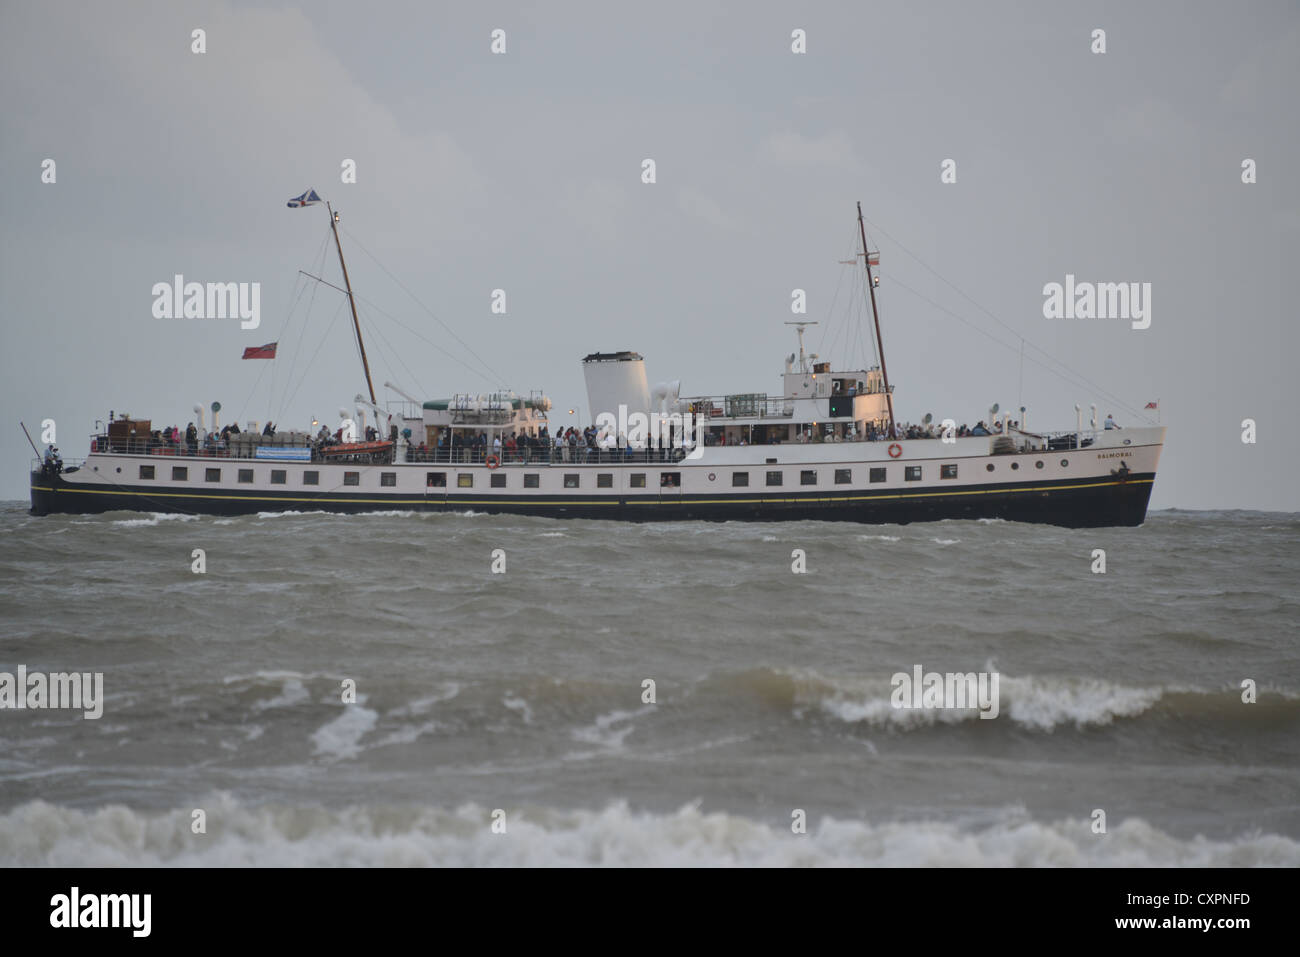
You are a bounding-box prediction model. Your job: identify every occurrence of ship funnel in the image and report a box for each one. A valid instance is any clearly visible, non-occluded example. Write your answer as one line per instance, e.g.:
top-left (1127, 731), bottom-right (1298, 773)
top-left (582, 351), bottom-right (651, 425)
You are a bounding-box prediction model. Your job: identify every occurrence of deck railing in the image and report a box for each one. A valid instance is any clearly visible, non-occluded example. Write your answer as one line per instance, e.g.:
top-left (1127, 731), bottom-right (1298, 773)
top-left (683, 395), bottom-right (795, 419)
top-left (85, 436), bottom-right (704, 466)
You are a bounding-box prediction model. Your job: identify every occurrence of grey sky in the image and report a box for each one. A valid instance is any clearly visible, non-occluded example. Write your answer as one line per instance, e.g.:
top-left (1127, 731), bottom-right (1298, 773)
top-left (3, 1), bottom-right (1297, 509)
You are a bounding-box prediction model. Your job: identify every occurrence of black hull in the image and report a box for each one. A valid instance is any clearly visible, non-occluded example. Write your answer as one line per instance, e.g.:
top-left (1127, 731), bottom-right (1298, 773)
top-left (30, 471), bottom-right (1156, 528)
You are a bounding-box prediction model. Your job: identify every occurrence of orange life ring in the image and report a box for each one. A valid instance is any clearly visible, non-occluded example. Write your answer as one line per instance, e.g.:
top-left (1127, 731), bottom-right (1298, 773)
top-left (485, 454), bottom-right (500, 470)
top-left (888, 443), bottom-right (903, 458)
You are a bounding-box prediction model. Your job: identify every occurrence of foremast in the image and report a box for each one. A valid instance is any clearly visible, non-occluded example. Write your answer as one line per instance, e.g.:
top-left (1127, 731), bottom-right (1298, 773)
top-left (326, 201), bottom-right (377, 405)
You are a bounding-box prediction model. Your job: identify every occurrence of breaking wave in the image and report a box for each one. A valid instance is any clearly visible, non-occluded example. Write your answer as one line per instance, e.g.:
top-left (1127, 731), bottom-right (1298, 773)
top-left (1, 797), bottom-right (1295, 867)
top-left (698, 668), bottom-right (1298, 733)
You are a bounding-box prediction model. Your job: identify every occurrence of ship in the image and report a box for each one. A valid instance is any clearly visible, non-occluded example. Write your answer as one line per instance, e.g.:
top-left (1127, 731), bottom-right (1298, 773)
top-left (28, 200), bottom-right (1163, 527)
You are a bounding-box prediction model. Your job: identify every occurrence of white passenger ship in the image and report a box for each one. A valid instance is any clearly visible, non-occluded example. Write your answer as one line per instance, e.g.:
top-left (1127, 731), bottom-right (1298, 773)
top-left (29, 202), bottom-right (1163, 527)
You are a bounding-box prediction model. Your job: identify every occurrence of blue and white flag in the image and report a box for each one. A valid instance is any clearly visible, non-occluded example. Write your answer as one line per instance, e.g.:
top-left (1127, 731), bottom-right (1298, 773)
top-left (287, 189), bottom-right (322, 208)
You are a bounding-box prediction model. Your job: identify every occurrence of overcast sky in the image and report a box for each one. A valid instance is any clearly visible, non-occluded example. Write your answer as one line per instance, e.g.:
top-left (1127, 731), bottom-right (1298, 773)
top-left (3, 1), bottom-right (1297, 509)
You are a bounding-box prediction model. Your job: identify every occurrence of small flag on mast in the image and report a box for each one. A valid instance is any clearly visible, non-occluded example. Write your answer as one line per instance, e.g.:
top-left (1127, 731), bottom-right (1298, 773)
top-left (1144, 401), bottom-right (1158, 410)
top-left (287, 189), bottom-right (321, 208)
top-left (242, 342), bottom-right (278, 360)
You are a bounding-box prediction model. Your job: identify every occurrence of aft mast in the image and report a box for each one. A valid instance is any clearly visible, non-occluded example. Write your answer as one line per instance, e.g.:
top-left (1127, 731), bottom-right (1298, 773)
top-left (327, 201), bottom-right (377, 405)
top-left (857, 201), bottom-right (896, 438)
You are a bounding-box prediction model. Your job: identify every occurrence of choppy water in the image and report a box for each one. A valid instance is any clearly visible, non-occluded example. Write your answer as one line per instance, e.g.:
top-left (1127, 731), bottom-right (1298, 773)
top-left (1, 503), bottom-right (1297, 866)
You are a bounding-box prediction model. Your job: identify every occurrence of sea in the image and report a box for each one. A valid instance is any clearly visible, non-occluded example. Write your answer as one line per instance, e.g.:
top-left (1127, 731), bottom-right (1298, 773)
top-left (1, 503), bottom-right (1297, 866)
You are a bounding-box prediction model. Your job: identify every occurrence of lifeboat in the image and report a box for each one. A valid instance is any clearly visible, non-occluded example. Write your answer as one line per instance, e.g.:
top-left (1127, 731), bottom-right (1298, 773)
top-left (318, 440), bottom-right (394, 463)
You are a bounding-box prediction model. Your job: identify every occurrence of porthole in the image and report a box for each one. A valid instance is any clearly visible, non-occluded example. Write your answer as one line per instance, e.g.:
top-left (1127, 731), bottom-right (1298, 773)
top-left (1035, 461), bottom-right (1044, 469)
top-left (1010, 462), bottom-right (1019, 470)
top-left (115, 467), bottom-right (121, 473)
top-left (93, 466), bottom-right (98, 472)
top-left (1123, 439), bottom-right (1131, 445)
top-left (1060, 459), bottom-right (1069, 467)
top-left (985, 463), bottom-right (994, 472)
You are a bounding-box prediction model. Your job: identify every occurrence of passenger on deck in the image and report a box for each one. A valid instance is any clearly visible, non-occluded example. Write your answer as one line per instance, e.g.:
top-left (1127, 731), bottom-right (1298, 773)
top-left (1104, 414), bottom-right (1121, 430)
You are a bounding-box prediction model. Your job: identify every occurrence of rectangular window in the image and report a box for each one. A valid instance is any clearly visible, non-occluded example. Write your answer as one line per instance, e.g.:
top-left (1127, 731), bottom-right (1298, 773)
top-left (660, 472), bottom-right (681, 488)
top-left (270, 469), bottom-right (287, 485)
top-left (630, 473), bottom-right (646, 488)
top-left (172, 466), bottom-right (188, 481)
top-left (940, 464), bottom-right (958, 480)
top-left (205, 467), bottom-right (221, 483)
top-left (344, 471), bottom-right (360, 487)
top-left (905, 466), bottom-right (922, 482)
top-left (732, 472), bottom-right (749, 487)
top-left (380, 472), bottom-right (396, 487)
top-left (869, 467), bottom-right (886, 483)
top-left (800, 470), bottom-right (817, 486)
top-left (303, 471), bottom-right (319, 486)
top-left (139, 465), bottom-right (155, 480)
top-left (564, 474), bottom-right (580, 488)
top-left (597, 473), bottom-right (613, 489)
top-left (766, 471), bottom-right (783, 487)
top-left (427, 472), bottom-right (446, 488)
top-left (523, 473), bottom-right (539, 489)
top-left (238, 468), bottom-right (254, 484)
top-left (490, 473), bottom-right (507, 488)
top-left (457, 474), bottom-right (473, 488)
top-left (835, 468), bottom-right (851, 485)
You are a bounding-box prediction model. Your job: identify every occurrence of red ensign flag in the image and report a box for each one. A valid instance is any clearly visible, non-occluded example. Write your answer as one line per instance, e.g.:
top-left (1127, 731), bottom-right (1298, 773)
top-left (242, 343), bottom-right (278, 359)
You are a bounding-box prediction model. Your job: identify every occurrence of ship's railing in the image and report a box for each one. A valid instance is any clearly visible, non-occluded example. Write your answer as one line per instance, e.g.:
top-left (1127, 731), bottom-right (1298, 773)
top-left (1023, 429), bottom-right (1100, 450)
top-left (406, 447), bottom-right (699, 465)
top-left (32, 456), bottom-right (86, 475)
top-left (681, 395), bottom-right (795, 419)
top-left (87, 437), bottom-right (707, 466)
top-left (91, 437), bottom-right (309, 459)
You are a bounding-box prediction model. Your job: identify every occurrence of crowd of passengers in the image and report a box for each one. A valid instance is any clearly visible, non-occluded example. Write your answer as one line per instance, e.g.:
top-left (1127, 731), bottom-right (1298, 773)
top-left (110, 420), bottom-right (303, 456)
top-left (403, 425), bottom-right (689, 463)
top-left (107, 418), bottom-right (1024, 460)
top-left (104, 412), bottom-right (1119, 462)
top-left (402, 418), bottom-right (1031, 463)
